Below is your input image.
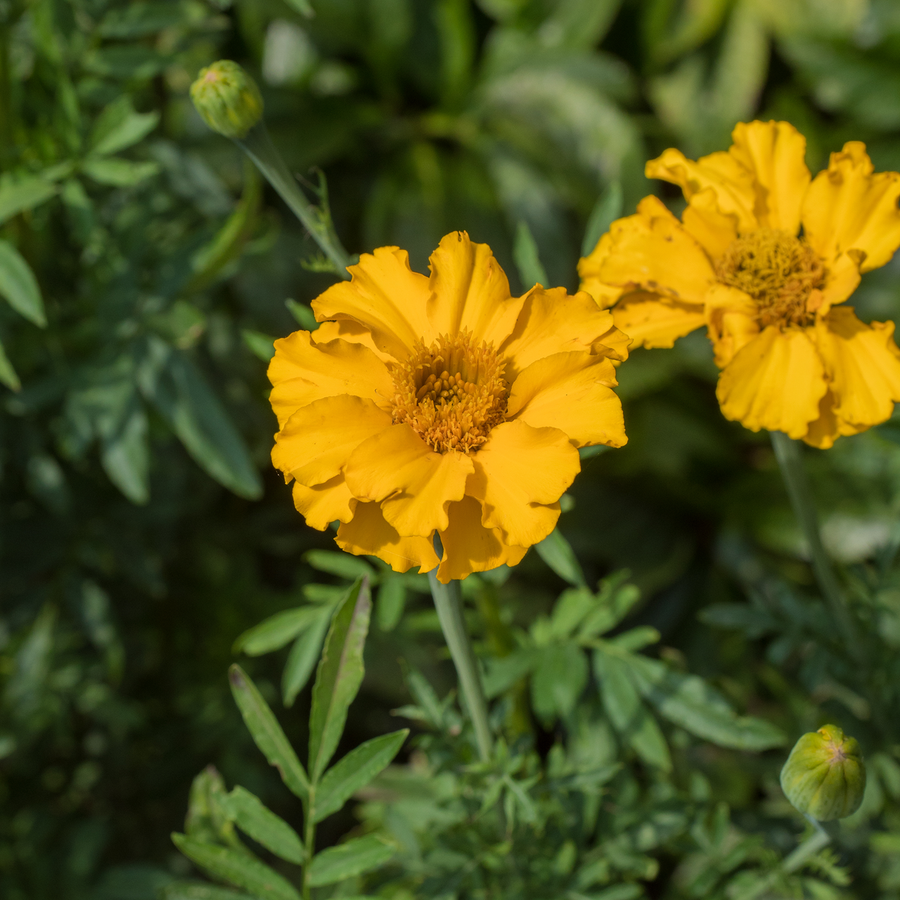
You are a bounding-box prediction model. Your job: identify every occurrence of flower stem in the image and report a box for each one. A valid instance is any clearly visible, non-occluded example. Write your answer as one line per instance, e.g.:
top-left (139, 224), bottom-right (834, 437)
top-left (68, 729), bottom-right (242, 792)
top-left (237, 124), bottom-right (353, 278)
top-left (769, 431), bottom-right (861, 659)
top-left (428, 572), bottom-right (493, 762)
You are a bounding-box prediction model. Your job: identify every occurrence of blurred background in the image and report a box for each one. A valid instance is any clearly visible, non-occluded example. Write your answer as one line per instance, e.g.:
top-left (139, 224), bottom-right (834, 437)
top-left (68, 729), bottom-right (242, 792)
top-left (3, 0), bottom-right (900, 897)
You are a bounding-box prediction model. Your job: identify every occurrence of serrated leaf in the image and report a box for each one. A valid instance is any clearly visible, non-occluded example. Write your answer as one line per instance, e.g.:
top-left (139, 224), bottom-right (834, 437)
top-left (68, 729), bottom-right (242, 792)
top-left (222, 786), bottom-right (304, 864)
top-left (308, 578), bottom-right (372, 781)
top-left (0, 177), bottom-right (57, 225)
top-left (0, 335), bottom-right (21, 391)
top-left (82, 157), bottom-right (159, 187)
top-left (0, 240), bottom-right (46, 326)
top-left (304, 550), bottom-right (375, 580)
top-left (582, 180), bottom-right (623, 257)
top-left (234, 606), bottom-right (327, 656)
top-left (313, 729), bottom-right (408, 823)
top-left (513, 220), bottom-right (548, 288)
top-left (618, 650), bottom-right (787, 751)
top-left (228, 665), bottom-right (309, 801)
top-left (90, 97), bottom-right (160, 155)
top-left (172, 834), bottom-right (301, 900)
top-left (594, 650), bottom-right (671, 771)
top-left (137, 337), bottom-right (262, 499)
top-left (307, 836), bottom-right (394, 887)
top-left (536, 528), bottom-right (586, 587)
top-left (283, 608), bottom-right (333, 707)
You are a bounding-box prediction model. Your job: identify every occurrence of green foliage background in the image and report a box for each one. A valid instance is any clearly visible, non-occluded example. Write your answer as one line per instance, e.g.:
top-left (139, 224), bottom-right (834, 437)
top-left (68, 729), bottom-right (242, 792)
top-left (4, 0), bottom-right (900, 898)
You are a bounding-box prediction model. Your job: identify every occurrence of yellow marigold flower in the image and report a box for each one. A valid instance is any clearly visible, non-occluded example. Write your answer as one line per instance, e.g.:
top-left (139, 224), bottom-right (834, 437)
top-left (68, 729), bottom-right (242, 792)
top-left (269, 232), bottom-right (628, 582)
top-left (579, 120), bottom-right (900, 448)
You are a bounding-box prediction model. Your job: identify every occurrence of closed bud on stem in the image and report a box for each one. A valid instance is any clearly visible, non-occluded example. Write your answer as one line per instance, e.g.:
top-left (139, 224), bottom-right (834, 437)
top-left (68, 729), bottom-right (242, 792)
top-left (780, 724), bottom-right (866, 821)
top-left (190, 60), bottom-right (263, 140)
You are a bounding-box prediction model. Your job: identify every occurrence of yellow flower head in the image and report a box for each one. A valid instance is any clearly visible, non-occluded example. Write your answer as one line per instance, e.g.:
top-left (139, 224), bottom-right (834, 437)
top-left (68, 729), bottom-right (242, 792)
top-left (269, 232), bottom-right (628, 582)
top-left (579, 120), bottom-right (900, 448)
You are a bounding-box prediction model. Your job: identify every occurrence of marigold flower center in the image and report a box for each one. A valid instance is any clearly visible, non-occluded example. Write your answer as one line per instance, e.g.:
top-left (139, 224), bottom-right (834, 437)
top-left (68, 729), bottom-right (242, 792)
top-left (389, 331), bottom-right (509, 454)
top-left (715, 229), bottom-right (824, 327)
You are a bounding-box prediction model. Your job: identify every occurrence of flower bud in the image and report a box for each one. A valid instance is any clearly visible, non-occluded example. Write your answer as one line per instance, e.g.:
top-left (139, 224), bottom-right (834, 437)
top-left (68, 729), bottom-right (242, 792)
top-left (780, 724), bottom-right (866, 821)
top-left (190, 60), bottom-right (263, 140)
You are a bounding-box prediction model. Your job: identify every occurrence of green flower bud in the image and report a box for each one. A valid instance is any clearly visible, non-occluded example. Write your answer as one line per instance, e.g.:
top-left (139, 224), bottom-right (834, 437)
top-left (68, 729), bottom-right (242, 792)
top-left (780, 724), bottom-right (866, 821)
top-left (190, 60), bottom-right (263, 140)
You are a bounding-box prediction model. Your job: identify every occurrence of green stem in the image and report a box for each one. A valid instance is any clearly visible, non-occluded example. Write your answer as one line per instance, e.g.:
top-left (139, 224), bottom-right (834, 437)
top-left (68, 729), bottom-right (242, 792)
top-left (769, 431), bottom-right (861, 659)
top-left (428, 572), bottom-right (493, 762)
top-left (302, 787), bottom-right (315, 900)
top-left (237, 124), bottom-right (353, 278)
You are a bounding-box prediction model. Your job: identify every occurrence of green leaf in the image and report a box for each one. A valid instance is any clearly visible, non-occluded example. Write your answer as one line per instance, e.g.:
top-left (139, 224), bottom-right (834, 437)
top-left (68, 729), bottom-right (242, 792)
top-left (579, 580), bottom-right (641, 639)
top-left (222, 786), bottom-right (304, 864)
top-left (171, 834), bottom-right (301, 900)
top-left (0, 240), bottom-right (46, 326)
top-left (162, 882), bottom-right (255, 900)
top-left (137, 337), bottom-right (263, 499)
top-left (594, 650), bottom-right (671, 771)
top-left (241, 330), bottom-right (276, 362)
top-left (99, 2), bottom-right (187, 38)
top-left (582, 180), bottom-right (623, 257)
top-left (617, 651), bottom-right (787, 751)
top-left (100, 395), bottom-right (149, 505)
top-left (81, 157), bottom-right (160, 187)
top-left (234, 606), bottom-right (328, 656)
top-left (535, 528), bottom-right (586, 587)
top-left (228, 665), bottom-right (309, 801)
top-left (308, 578), bottom-right (372, 780)
top-left (0, 335), bottom-right (21, 391)
top-left (513, 220), bottom-right (549, 288)
top-left (313, 729), bottom-right (408, 823)
top-left (376, 577), bottom-right (406, 631)
top-left (304, 550), bottom-right (375, 580)
top-left (185, 766), bottom-right (241, 848)
top-left (283, 0), bottom-right (315, 18)
top-left (307, 836), bottom-right (395, 887)
top-left (0, 177), bottom-right (57, 225)
top-left (531, 642), bottom-right (588, 721)
top-left (282, 608), bottom-right (333, 707)
top-left (285, 299), bottom-right (318, 330)
top-left (90, 97), bottom-right (160, 155)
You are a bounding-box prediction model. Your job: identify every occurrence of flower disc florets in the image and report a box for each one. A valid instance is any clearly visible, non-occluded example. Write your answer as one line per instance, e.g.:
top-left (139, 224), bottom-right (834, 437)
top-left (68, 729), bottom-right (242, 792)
top-left (715, 229), bottom-right (824, 327)
top-left (391, 332), bottom-right (508, 453)
top-left (578, 119), bottom-right (900, 449)
top-left (268, 232), bottom-right (630, 582)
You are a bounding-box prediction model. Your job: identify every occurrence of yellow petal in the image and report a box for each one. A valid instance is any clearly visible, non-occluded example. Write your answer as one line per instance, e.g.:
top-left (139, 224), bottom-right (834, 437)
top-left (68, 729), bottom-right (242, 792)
top-left (818, 250), bottom-right (863, 312)
top-left (577, 231), bottom-right (625, 310)
top-left (598, 196), bottom-right (717, 304)
top-left (814, 306), bottom-right (900, 429)
top-left (291, 475), bottom-right (356, 531)
top-left (436, 495), bottom-right (527, 583)
top-left (681, 188), bottom-right (740, 259)
top-left (802, 390), bottom-right (868, 449)
top-left (716, 326), bottom-right (827, 438)
top-left (313, 246), bottom-right (435, 359)
top-left (802, 142), bottom-right (900, 273)
top-left (728, 120), bottom-right (811, 234)
top-left (344, 424), bottom-right (474, 537)
top-left (426, 231), bottom-right (526, 347)
top-left (507, 352), bottom-right (626, 448)
top-left (704, 283), bottom-right (760, 367)
top-left (272, 395), bottom-right (392, 487)
top-left (500, 287), bottom-right (621, 378)
top-left (467, 420), bottom-right (578, 547)
top-left (594, 320), bottom-right (632, 362)
top-left (612, 292), bottom-right (706, 350)
top-left (336, 501), bottom-right (439, 574)
top-left (313, 319), bottom-right (395, 364)
top-left (268, 332), bottom-right (394, 428)
top-left (646, 147), bottom-right (757, 232)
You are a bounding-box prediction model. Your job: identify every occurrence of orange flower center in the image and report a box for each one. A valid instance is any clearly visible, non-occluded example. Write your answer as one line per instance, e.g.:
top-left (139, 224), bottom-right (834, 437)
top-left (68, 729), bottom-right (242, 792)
top-left (715, 229), bottom-right (824, 327)
top-left (389, 331), bottom-right (508, 454)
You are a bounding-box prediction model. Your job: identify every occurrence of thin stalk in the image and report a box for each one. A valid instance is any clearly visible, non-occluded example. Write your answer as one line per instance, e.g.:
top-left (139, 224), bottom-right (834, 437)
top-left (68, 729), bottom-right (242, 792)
top-left (770, 431), bottom-right (861, 659)
top-left (302, 786), bottom-right (315, 900)
top-left (237, 124), bottom-right (353, 278)
top-left (428, 572), bottom-right (493, 762)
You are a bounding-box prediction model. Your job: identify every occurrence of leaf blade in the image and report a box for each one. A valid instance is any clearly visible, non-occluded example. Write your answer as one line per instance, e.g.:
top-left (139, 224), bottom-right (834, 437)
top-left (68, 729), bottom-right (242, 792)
top-left (222, 786), bottom-right (304, 864)
top-left (307, 836), bottom-right (394, 887)
top-left (0, 240), bottom-right (46, 326)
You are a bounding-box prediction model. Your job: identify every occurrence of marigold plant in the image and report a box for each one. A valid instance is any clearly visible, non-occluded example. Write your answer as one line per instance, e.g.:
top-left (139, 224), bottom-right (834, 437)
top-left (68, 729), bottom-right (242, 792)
top-left (579, 120), bottom-right (900, 447)
top-left (269, 232), bottom-right (628, 581)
